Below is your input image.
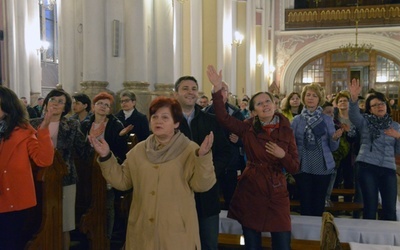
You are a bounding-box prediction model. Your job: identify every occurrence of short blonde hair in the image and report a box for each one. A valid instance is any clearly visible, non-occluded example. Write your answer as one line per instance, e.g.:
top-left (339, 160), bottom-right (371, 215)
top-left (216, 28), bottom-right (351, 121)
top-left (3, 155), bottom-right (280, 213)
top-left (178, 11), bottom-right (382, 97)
top-left (301, 83), bottom-right (325, 107)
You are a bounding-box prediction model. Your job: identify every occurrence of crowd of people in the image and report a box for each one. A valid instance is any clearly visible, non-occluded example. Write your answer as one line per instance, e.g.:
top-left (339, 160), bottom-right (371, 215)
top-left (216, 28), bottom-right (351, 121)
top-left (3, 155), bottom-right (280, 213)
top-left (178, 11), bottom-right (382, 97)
top-left (1, 69), bottom-right (399, 249)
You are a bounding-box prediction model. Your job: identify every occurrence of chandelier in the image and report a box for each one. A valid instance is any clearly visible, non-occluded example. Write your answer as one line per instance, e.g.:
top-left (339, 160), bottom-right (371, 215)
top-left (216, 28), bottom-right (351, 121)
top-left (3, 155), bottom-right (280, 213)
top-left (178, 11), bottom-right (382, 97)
top-left (339, 3), bottom-right (373, 61)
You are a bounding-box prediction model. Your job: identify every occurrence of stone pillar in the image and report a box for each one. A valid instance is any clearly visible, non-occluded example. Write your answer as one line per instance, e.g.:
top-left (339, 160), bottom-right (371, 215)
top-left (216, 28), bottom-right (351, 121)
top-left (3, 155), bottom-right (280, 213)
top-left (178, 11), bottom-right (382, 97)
top-left (124, 0), bottom-right (149, 82)
top-left (246, 0), bottom-right (257, 95)
top-left (80, 81), bottom-right (111, 100)
top-left (188, 1), bottom-right (202, 84)
top-left (217, 0), bottom-right (234, 90)
top-left (58, 0), bottom-right (79, 94)
top-left (154, 1), bottom-right (174, 84)
top-left (5, 0), bottom-right (41, 101)
top-left (153, 83), bottom-right (175, 99)
top-left (82, 0), bottom-right (106, 82)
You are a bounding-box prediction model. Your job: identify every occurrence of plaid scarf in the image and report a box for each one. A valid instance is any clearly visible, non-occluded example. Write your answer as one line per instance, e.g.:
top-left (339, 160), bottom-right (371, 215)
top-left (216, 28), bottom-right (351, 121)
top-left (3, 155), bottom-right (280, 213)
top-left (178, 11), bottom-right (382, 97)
top-left (363, 113), bottom-right (392, 142)
top-left (301, 106), bottom-right (324, 149)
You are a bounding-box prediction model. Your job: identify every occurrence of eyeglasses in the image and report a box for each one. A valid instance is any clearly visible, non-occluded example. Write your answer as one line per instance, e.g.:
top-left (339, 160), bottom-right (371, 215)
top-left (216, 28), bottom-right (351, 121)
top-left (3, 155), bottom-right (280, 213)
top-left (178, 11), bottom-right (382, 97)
top-left (370, 102), bottom-right (386, 108)
top-left (48, 97), bottom-right (66, 105)
top-left (120, 99), bottom-right (132, 104)
top-left (95, 102), bottom-right (111, 109)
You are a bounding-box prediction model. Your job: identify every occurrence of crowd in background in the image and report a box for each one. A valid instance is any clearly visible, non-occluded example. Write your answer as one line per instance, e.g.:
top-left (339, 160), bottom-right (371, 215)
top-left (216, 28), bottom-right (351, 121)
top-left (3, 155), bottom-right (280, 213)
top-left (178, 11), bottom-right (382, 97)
top-left (2, 72), bottom-right (400, 249)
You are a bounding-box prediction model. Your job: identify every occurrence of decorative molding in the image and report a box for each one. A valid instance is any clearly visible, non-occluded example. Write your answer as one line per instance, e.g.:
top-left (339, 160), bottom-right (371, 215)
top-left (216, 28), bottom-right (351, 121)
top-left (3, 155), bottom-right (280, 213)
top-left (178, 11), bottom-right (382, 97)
top-left (276, 34), bottom-right (333, 73)
top-left (285, 4), bottom-right (400, 30)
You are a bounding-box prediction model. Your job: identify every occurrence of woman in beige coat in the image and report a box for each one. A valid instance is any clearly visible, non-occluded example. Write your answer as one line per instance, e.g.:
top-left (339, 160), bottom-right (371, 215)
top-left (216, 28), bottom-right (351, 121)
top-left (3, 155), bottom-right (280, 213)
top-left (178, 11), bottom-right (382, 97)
top-left (89, 96), bottom-right (216, 250)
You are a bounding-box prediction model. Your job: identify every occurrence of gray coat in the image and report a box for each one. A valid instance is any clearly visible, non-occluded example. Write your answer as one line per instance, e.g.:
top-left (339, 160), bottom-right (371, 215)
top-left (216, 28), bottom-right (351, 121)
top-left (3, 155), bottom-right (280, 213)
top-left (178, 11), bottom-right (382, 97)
top-left (349, 101), bottom-right (400, 170)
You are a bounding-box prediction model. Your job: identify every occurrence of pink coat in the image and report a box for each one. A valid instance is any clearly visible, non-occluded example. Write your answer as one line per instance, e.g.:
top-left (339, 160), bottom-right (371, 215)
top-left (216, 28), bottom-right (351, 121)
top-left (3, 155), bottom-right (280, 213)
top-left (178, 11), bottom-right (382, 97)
top-left (0, 125), bottom-right (54, 213)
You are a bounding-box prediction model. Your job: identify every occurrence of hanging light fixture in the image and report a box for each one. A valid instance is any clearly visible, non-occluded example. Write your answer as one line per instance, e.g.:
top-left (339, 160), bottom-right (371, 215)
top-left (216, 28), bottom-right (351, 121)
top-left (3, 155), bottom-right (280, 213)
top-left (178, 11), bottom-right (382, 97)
top-left (339, 2), bottom-right (373, 61)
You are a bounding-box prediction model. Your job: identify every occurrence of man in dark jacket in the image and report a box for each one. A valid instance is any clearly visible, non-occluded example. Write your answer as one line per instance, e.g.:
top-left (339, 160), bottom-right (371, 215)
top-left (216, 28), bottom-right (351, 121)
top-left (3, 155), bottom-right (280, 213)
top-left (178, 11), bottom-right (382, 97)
top-left (174, 76), bottom-right (231, 250)
top-left (20, 97), bottom-right (38, 118)
top-left (204, 81), bottom-right (245, 209)
top-left (115, 90), bottom-right (150, 142)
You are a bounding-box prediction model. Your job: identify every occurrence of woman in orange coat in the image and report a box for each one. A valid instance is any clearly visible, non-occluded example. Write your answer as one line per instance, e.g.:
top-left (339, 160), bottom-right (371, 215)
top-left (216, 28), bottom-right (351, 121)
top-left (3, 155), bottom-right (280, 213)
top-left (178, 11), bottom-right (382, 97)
top-left (0, 86), bottom-right (54, 249)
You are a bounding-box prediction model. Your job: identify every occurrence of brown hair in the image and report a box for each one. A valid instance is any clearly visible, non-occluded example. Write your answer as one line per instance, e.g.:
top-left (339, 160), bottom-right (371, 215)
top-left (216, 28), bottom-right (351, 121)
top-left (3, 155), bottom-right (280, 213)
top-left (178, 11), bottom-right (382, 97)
top-left (93, 92), bottom-right (114, 105)
top-left (149, 97), bottom-right (183, 124)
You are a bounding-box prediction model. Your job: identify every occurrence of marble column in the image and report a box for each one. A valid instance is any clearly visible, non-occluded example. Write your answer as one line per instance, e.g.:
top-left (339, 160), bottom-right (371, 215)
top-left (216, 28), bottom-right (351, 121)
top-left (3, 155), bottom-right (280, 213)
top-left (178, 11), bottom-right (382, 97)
top-left (5, 0), bottom-right (41, 102)
top-left (58, 0), bottom-right (80, 94)
top-left (27, 0), bottom-right (42, 99)
top-left (217, 0), bottom-right (235, 91)
top-left (189, 1), bottom-right (202, 84)
top-left (154, 0), bottom-right (174, 84)
top-left (81, 0), bottom-right (108, 93)
top-left (246, 0), bottom-right (257, 95)
top-left (124, 0), bottom-right (149, 83)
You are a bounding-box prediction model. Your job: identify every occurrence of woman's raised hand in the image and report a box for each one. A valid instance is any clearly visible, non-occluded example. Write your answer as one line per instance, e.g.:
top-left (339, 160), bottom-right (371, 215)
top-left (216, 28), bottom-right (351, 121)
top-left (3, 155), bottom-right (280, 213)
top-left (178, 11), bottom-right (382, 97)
top-left (206, 65), bottom-right (223, 92)
top-left (198, 131), bottom-right (214, 157)
top-left (349, 78), bottom-right (362, 102)
top-left (88, 135), bottom-right (111, 158)
top-left (119, 124), bottom-right (134, 136)
top-left (332, 128), bottom-right (344, 141)
top-left (40, 106), bottom-right (54, 129)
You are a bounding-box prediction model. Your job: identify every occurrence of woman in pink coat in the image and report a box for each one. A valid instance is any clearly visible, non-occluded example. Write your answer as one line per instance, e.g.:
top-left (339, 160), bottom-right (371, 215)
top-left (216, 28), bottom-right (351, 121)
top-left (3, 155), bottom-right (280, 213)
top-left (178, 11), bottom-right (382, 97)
top-left (207, 65), bottom-right (300, 250)
top-left (0, 86), bottom-right (54, 249)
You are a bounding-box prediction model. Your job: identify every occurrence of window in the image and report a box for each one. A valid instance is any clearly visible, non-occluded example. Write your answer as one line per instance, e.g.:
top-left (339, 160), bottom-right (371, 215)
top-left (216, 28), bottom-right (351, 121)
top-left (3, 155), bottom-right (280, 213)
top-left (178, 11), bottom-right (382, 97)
top-left (294, 57), bottom-right (325, 93)
top-left (376, 55), bottom-right (400, 83)
top-left (39, 0), bottom-right (58, 63)
top-left (331, 68), bottom-right (348, 93)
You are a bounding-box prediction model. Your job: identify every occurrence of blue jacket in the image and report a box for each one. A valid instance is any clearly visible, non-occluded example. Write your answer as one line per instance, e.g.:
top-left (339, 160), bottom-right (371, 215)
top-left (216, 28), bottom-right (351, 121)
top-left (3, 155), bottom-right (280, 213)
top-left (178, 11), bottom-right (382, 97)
top-left (291, 111), bottom-right (339, 171)
top-left (349, 100), bottom-right (400, 170)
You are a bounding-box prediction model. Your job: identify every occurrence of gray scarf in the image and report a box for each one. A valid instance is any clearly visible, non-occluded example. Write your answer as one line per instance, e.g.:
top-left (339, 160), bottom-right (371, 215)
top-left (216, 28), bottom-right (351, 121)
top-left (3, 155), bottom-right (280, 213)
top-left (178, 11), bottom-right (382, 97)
top-left (145, 131), bottom-right (191, 164)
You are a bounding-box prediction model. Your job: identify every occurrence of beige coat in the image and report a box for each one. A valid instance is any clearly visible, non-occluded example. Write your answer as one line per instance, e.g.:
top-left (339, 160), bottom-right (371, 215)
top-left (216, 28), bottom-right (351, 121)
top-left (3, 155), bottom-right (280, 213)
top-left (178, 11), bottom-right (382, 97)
top-left (99, 132), bottom-right (216, 250)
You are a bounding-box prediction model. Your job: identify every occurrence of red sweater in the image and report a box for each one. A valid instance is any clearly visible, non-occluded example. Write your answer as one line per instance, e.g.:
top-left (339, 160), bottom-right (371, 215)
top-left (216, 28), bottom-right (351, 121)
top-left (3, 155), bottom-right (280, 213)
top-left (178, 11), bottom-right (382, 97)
top-left (0, 125), bottom-right (54, 213)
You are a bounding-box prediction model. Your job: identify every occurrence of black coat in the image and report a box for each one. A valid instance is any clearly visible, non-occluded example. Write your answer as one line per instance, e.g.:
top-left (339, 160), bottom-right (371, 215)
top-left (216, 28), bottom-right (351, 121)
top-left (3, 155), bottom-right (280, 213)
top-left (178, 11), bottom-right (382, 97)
top-left (115, 109), bottom-right (150, 142)
top-left (179, 105), bottom-right (231, 218)
top-left (204, 102), bottom-right (246, 172)
top-left (81, 114), bottom-right (128, 164)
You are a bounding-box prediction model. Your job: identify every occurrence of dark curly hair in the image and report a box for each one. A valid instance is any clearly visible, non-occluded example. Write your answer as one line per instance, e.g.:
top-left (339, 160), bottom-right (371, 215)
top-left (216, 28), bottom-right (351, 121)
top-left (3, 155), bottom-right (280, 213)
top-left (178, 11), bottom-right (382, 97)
top-left (43, 89), bottom-right (72, 117)
top-left (0, 86), bottom-right (29, 141)
top-left (365, 91), bottom-right (391, 115)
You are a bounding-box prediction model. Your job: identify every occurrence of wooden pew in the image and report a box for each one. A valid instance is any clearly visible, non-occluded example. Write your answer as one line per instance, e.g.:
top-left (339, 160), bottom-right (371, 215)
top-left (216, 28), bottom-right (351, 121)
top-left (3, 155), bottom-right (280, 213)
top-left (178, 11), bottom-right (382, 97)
top-left (25, 151), bottom-right (68, 249)
top-left (218, 233), bottom-right (350, 250)
top-left (290, 200), bottom-right (364, 213)
top-left (331, 188), bottom-right (355, 197)
top-left (78, 133), bottom-right (138, 249)
top-left (79, 152), bottom-right (110, 250)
